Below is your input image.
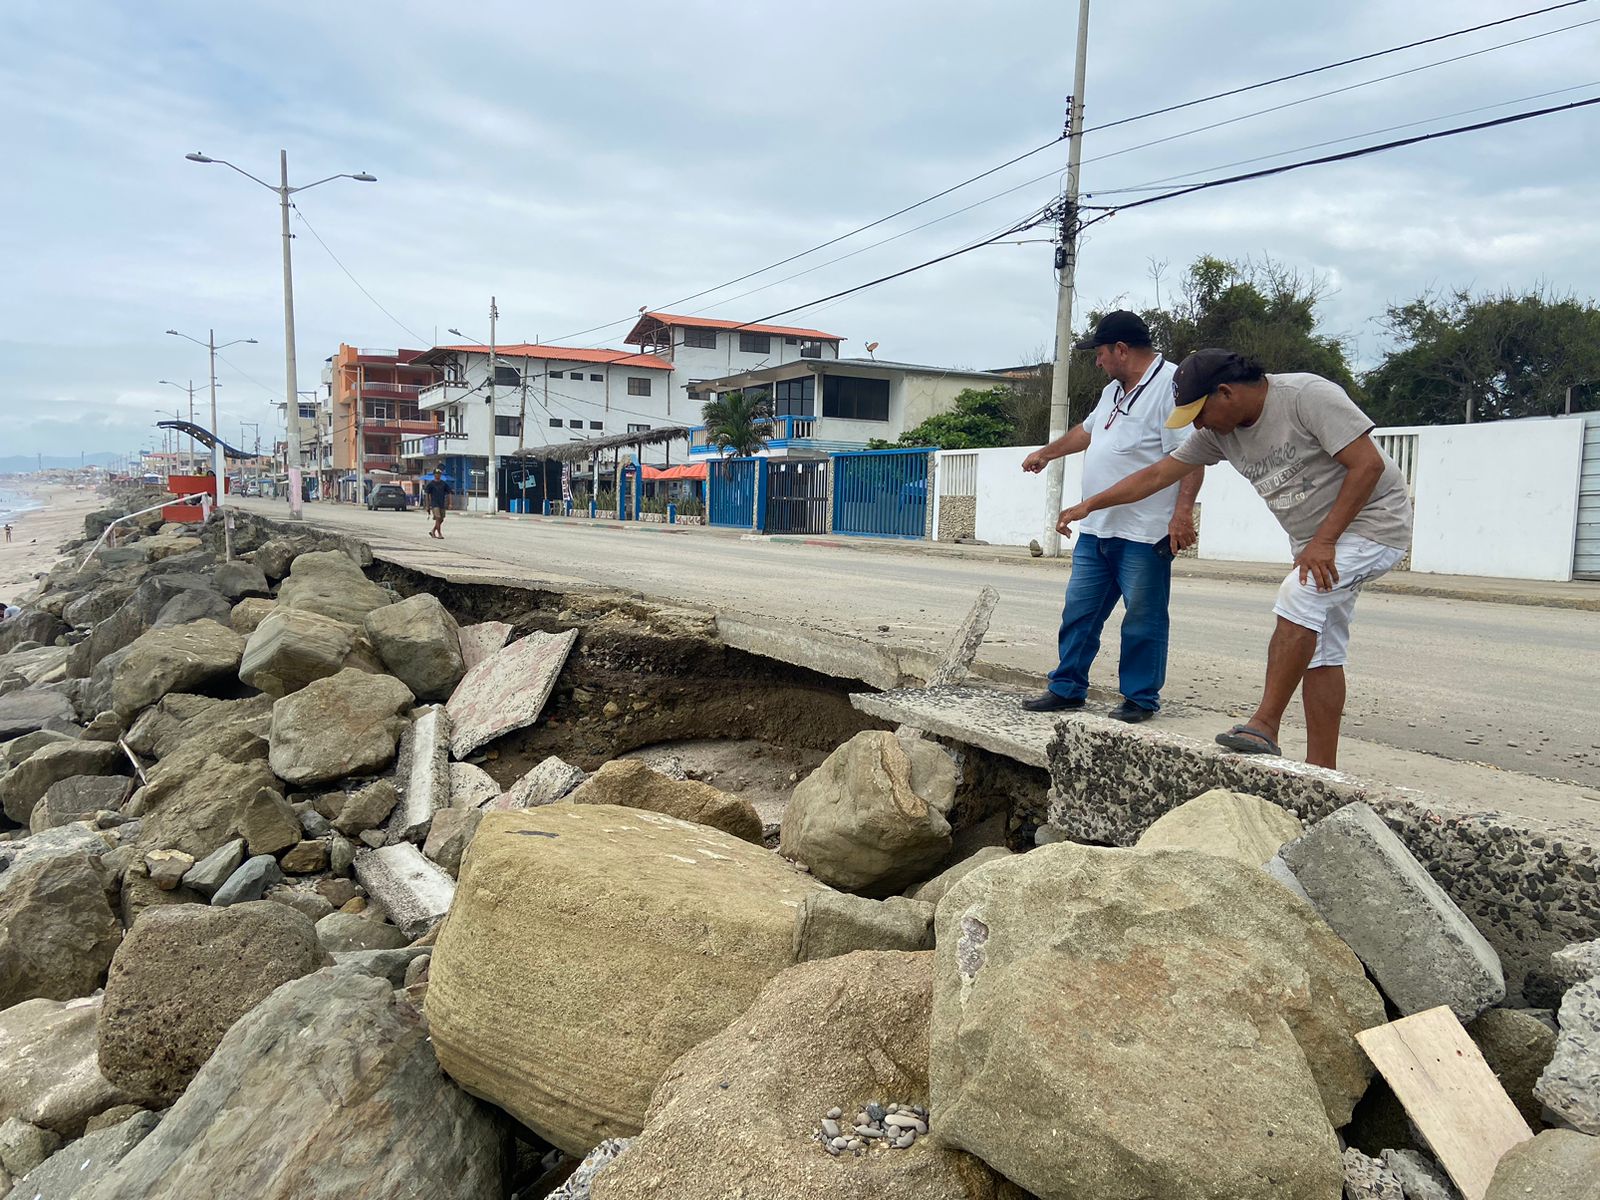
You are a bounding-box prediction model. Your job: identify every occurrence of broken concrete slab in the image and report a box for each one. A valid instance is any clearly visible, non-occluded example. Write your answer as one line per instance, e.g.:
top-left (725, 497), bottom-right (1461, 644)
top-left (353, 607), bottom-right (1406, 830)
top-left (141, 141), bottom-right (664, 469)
top-left (454, 621), bottom-right (512, 672)
top-left (448, 761), bottom-right (500, 809)
top-left (1534, 977), bottom-right (1600, 1134)
top-left (1032, 708), bottom-right (1598, 1007)
top-left (850, 684), bottom-right (1057, 768)
top-left (500, 755), bottom-right (586, 809)
top-left (386, 705), bottom-right (452, 844)
top-left (1551, 939), bottom-right (1600, 994)
top-left (445, 629), bottom-right (577, 759)
top-left (897, 586), bottom-right (997, 743)
top-left (1282, 803), bottom-right (1505, 1021)
top-left (353, 842), bottom-right (454, 938)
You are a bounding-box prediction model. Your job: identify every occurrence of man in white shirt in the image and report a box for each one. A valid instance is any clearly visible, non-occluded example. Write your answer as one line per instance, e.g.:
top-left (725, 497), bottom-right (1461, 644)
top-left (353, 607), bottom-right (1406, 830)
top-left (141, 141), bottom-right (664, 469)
top-left (1021, 311), bottom-right (1203, 721)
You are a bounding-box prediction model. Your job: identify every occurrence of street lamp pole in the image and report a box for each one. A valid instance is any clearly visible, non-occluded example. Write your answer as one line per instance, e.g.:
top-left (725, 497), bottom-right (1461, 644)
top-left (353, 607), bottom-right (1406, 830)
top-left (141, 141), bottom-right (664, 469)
top-left (158, 379), bottom-right (210, 472)
top-left (166, 330), bottom-right (255, 508)
top-left (185, 149), bottom-right (376, 520)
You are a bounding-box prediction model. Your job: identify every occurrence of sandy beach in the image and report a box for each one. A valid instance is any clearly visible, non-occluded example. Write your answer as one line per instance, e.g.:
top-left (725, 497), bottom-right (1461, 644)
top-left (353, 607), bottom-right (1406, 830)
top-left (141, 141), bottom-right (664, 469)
top-left (0, 484), bottom-right (105, 605)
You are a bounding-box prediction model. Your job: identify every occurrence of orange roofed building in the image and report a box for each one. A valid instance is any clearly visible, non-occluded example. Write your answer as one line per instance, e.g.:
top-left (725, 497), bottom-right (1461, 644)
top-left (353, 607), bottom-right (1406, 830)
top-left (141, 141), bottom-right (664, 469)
top-left (328, 345), bottom-right (444, 501)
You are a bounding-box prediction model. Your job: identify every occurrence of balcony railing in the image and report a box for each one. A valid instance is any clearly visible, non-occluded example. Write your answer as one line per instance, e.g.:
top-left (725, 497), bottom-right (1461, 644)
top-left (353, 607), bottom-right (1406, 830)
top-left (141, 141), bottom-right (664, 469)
top-left (418, 380), bottom-right (471, 410)
top-left (688, 414), bottom-right (817, 453)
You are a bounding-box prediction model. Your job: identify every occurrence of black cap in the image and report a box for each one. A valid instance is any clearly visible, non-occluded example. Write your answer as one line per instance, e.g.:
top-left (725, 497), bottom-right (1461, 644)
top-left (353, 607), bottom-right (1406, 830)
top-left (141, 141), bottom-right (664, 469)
top-left (1073, 310), bottom-right (1152, 351)
top-left (1167, 349), bottom-right (1259, 428)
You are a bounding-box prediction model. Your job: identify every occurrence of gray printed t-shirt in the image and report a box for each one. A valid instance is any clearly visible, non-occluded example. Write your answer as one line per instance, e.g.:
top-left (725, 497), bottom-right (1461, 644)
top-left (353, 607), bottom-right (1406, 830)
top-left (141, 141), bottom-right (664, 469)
top-left (1171, 373), bottom-right (1413, 553)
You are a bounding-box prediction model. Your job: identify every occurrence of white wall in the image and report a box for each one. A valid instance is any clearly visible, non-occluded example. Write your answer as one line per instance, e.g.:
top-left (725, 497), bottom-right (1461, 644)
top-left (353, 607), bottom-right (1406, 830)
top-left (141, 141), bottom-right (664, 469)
top-left (1408, 418), bottom-right (1584, 580)
top-left (969, 445), bottom-right (1080, 546)
top-left (1195, 462), bottom-right (1293, 564)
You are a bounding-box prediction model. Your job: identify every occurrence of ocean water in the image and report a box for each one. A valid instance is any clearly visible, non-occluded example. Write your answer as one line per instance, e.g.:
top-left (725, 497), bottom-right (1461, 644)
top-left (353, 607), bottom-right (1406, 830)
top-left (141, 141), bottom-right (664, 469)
top-left (0, 487), bottom-right (45, 528)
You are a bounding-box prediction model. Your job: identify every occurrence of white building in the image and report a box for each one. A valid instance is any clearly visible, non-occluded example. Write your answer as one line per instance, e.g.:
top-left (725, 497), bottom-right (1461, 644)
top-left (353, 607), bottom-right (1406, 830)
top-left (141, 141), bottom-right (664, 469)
top-left (623, 311), bottom-right (844, 408)
top-left (407, 343), bottom-right (676, 512)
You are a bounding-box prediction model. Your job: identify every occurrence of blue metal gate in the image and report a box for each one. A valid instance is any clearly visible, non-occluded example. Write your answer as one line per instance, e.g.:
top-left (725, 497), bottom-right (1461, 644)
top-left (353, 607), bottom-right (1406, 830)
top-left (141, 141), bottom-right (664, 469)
top-left (831, 449), bottom-right (930, 538)
top-left (707, 457), bottom-right (760, 528)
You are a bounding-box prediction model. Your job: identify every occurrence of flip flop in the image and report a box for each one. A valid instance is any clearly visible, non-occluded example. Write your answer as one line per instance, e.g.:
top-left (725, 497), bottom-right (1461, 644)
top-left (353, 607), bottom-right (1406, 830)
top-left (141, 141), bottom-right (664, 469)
top-left (1214, 724), bottom-right (1281, 756)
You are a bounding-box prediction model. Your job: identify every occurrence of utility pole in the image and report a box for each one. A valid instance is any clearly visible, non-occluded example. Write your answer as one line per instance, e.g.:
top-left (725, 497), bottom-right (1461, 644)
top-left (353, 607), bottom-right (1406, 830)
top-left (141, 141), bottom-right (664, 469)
top-left (206, 329), bottom-right (228, 507)
top-left (486, 296), bottom-right (499, 515)
top-left (516, 355), bottom-right (530, 512)
top-left (1041, 0), bottom-right (1092, 558)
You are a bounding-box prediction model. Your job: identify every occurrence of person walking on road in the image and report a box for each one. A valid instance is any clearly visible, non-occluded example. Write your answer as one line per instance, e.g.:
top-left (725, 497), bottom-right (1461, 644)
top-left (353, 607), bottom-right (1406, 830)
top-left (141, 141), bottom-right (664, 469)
top-left (1020, 310), bottom-right (1203, 723)
top-left (1054, 348), bottom-right (1413, 769)
top-left (423, 470), bottom-right (452, 539)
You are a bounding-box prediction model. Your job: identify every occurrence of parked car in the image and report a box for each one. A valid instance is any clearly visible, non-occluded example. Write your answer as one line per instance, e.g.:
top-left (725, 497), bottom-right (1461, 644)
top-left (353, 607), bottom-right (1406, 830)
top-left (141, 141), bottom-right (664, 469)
top-left (367, 484), bottom-right (410, 511)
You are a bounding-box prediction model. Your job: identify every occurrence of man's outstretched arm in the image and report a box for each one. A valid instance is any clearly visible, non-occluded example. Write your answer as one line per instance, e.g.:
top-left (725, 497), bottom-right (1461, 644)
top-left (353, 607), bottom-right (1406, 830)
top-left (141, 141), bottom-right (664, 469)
top-left (1056, 455), bottom-right (1200, 535)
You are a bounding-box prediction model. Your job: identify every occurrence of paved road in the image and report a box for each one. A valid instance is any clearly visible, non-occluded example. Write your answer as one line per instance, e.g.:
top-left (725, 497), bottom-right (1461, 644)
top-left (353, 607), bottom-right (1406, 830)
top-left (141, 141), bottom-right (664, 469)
top-left (242, 500), bottom-right (1600, 788)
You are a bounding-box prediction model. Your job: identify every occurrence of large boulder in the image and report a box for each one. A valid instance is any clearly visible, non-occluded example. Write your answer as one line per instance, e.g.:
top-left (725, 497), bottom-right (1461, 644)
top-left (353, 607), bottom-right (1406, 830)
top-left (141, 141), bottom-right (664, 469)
top-left (238, 608), bottom-right (381, 698)
top-left (592, 952), bottom-right (1019, 1200)
top-left (211, 560), bottom-right (271, 602)
top-left (0, 996), bottom-right (133, 1137)
top-left (0, 851), bottom-right (121, 1010)
top-left (780, 731), bottom-right (957, 896)
top-left (566, 759), bottom-right (763, 843)
top-left (70, 573), bottom-right (217, 679)
top-left (1134, 787), bottom-right (1305, 866)
top-left (63, 584), bottom-right (136, 629)
top-left (0, 739), bottom-right (124, 825)
top-left (1469, 1007), bottom-right (1558, 1129)
top-left (929, 844), bottom-right (1385, 1200)
top-left (133, 707), bottom-right (281, 859)
top-left (426, 805), bottom-right (827, 1154)
top-left (275, 550), bottom-right (393, 627)
top-left (794, 892), bottom-right (935, 961)
top-left (268, 668), bottom-right (414, 788)
top-left (151, 588), bottom-right (232, 629)
top-left (1535, 977), bottom-right (1600, 1134)
top-left (0, 688), bottom-right (76, 740)
top-left (1485, 1129), bottom-right (1599, 1199)
top-left (30, 774), bottom-right (132, 833)
top-left (363, 593), bottom-right (465, 701)
top-left (97, 902), bottom-right (328, 1105)
top-left (75, 969), bottom-right (505, 1200)
top-left (0, 610), bottom-right (67, 655)
top-left (109, 620), bottom-right (244, 717)
top-left (12, 1109), bottom-right (160, 1198)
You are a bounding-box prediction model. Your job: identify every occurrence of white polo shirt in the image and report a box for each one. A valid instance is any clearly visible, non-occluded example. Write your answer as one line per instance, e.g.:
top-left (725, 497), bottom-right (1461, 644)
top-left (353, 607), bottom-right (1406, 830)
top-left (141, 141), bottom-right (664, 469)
top-left (1076, 354), bottom-right (1186, 545)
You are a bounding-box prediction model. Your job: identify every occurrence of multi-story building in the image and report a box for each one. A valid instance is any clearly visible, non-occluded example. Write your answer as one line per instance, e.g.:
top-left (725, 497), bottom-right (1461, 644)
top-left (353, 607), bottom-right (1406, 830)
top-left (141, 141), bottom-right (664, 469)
top-left (327, 346), bottom-right (443, 501)
top-left (623, 311), bottom-right (843, 408)
top-left (407, 343), bottom-right (675, 512)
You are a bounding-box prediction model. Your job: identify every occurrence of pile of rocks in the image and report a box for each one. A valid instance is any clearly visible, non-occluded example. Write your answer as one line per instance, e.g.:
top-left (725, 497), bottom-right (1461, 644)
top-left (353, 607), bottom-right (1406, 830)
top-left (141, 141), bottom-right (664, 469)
top-left (1, 496), bottom-right (1596, 1200)
top-left (815, 1102), bottom-right (930, 1155)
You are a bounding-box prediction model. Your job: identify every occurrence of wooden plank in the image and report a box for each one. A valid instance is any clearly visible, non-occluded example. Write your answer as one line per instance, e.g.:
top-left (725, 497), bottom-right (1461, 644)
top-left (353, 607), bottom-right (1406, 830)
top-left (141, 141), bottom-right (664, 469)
top-left (1355, 1006), bottom-right (1533, 1200)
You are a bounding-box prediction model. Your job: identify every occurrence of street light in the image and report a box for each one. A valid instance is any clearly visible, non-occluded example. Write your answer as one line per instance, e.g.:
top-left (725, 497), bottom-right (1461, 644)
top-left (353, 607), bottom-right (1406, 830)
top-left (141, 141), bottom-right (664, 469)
top-left (158, 378), bottom-right (220, 473)
top-left (167, 329), bottom-right (257, 506)
top-left (185, 149), bottom-right (377, 519)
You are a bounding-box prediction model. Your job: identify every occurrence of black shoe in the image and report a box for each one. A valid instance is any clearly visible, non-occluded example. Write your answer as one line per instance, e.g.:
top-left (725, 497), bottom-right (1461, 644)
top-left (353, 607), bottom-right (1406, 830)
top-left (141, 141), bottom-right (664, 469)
top-left (1108, 700), bottom-right (1156, 723)
top-left (1022, 691), bottom-right (1086, 713)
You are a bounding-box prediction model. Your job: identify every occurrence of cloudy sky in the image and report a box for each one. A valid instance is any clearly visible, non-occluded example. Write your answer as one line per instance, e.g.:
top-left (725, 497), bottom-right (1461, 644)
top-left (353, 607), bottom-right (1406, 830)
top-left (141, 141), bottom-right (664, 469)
top-left (3, 0), bottom-right (1597, 458)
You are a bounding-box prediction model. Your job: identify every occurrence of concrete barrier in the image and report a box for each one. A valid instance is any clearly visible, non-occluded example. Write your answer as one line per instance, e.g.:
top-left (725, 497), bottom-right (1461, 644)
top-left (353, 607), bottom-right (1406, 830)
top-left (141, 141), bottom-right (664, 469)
top-left (1045, 715), bottom-right (1600, 1006)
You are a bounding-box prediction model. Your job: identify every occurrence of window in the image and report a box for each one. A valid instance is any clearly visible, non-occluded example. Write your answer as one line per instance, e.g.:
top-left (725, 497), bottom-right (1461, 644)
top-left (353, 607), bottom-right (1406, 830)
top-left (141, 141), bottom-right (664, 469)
top-left (739, 332), bottom-right (771, 354)
top-left (494, 415), bottom-right (522, 437)
top-left (822, 375), bottom-right (890, 422)
top-left (549, 418), bottom-right (562, 428)
top-left (799, 341), bottom-right (824, 359)
top-left (627, 377), bottom-right (652, 396)
top-left (298, 405), bottom-right (316, 420)
top-left (589, 421), bottom-right (604, 430)
top-left (589, 373), bottom-right (603, 381)
top-left (549, 371), bottom-right (564, 379)
top-left (774, 376), bottom-right (815, 418)
top-left (682, 327), bottom-right (717, 349)
top-left (492, 365), bottom-right (521, 387)
top-left (568, 419), bottom-right (584, 428)
top-left (785, 336), bottom-right (798, 345)
top-left (627, 423), bottom-right (651, 434)
top-left (565, 372), bottom-right (581, 383)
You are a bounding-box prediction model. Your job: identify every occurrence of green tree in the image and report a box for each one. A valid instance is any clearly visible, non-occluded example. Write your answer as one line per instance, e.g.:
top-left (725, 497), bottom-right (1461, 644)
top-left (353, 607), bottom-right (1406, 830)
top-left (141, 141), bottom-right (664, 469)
top-left (885, 386), bottom-right (1018, 449)
top-left (1364, 287), bottom-right (1600, 425)
top-left (700, 390), bottom-right (772, 457)
top-left (1002, 255), bottom-right (1360, 441)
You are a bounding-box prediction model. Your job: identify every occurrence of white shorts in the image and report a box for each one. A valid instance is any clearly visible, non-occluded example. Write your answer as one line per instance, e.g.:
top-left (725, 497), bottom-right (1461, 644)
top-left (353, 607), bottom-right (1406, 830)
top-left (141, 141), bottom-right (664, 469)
top-left (1273, 533), bottom-right (1406, 669)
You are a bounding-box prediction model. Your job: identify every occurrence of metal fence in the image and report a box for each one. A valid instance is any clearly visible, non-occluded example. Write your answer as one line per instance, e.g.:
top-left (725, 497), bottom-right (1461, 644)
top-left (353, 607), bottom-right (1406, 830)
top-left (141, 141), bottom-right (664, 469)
top-left (1374, 432), bottom-right (1419, 496)
top-left (707, 457), bottom-right (760, 528)
top-left (831, 448), bottom-right (930, 538)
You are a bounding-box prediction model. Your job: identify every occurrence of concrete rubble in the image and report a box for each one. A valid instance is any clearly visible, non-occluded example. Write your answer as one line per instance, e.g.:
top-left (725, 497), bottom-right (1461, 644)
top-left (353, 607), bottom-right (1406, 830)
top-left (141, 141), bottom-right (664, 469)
top-left (0, 495), bottom-right (1596, 1200)
top-left (1281, 801), bottom-right (1506, 1021)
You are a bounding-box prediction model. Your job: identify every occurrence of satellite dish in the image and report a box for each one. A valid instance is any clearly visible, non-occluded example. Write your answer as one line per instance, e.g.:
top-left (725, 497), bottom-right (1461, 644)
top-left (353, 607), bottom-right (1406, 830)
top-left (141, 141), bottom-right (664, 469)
top-left (865, 341), bottom-right (880, 360)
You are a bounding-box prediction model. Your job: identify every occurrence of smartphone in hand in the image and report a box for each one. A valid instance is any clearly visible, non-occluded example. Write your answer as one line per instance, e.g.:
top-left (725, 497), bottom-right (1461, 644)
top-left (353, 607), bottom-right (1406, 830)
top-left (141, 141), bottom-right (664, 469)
top-left (1154, 535), bottom-right (1177, 560)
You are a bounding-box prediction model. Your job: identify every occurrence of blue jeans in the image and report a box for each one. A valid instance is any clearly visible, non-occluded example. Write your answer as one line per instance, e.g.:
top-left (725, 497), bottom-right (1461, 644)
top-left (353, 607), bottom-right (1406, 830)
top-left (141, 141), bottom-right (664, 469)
top-left (1048, 533), bottom-right (1172, 711)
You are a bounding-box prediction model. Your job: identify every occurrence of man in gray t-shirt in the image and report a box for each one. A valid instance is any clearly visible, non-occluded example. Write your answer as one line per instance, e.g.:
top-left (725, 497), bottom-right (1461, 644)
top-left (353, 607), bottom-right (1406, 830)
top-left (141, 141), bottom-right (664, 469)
top-left (1053, 349), bottom-right (1414, 770)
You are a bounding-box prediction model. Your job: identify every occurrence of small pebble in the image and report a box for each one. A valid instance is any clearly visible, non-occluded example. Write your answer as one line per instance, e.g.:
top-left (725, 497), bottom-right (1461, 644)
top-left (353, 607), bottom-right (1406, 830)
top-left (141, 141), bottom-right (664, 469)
top-left (826, 1107), bottom-right (842, 1120)
top-left (847, 1138), bottom-right (863, 1151)
top-left (830, 1136), bottom-right (848, 1150)
top-left (855, 1125), bottom-right (884, 1139)
top-left (822, 1119), bottom-right (840, 1138)
top-left (826, 1144), bottom-right (840, 1157)
top-left (866, 1102), bottom-right (885, 1122)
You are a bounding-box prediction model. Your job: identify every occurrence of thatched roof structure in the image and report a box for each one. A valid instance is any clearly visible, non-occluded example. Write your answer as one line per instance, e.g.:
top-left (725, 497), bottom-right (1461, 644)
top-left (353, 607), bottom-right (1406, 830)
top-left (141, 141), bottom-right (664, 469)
top-left (505, 425), bottom-right (695, 463)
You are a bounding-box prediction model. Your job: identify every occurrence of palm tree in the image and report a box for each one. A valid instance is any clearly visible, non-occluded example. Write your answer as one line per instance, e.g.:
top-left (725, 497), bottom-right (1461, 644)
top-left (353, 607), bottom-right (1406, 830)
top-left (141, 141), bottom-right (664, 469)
top-left (700, 390), bottom-right (773, 458)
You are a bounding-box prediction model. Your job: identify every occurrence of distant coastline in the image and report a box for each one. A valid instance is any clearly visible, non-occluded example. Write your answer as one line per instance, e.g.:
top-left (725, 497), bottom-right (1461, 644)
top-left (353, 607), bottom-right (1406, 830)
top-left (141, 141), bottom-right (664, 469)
top-left (0, 487), bottom-right (47, 528)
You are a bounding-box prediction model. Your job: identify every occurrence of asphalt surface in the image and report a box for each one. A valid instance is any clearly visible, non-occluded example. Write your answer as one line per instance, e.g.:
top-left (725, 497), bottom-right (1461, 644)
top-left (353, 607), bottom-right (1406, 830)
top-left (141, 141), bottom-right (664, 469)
top-left (242, 500), bottom-right (1600, 790)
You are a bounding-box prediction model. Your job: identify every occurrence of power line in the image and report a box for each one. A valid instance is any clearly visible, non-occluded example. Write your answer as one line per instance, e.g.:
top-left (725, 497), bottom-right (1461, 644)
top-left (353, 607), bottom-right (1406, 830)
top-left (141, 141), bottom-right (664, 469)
top-left (540, 1), bottom-right (1588, 345)
top-left (1086, 79), bottom-right (1600, 196)
top-left (1081, 93), bottom-right (1600, 215)
top-left (291, 203), bottom-right (430, 346)
top-left (1077, 0), bottom-right (1589, 138)
top-left (1073, 15), bottom-right (1600, 177)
